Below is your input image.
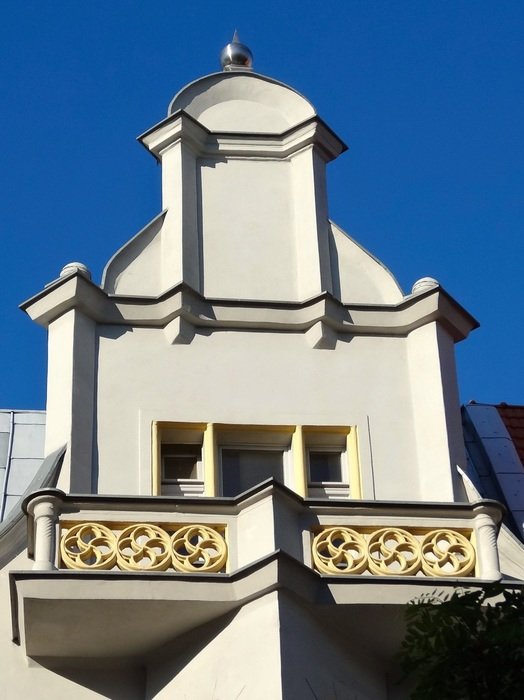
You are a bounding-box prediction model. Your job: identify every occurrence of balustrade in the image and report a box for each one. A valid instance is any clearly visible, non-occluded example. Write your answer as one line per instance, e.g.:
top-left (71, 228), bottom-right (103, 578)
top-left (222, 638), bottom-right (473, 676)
top-left (23, 487), bottom-right (503, 581)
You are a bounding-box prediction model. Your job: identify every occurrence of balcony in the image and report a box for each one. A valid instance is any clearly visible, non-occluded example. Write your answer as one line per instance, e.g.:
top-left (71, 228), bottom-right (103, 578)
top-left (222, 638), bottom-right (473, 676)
top-left (11, 482), bottom-right (504, 660)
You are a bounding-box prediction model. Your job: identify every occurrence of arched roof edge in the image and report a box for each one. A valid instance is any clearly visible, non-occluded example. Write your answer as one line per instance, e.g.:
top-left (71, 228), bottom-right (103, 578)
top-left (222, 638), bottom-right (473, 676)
top-left (167, 70), bottom-right (317, 116)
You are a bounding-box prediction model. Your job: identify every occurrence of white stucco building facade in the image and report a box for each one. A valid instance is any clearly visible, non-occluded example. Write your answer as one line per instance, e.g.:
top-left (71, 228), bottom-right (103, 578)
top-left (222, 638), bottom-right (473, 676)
top-left (1, 36), bottom-right (523, 699)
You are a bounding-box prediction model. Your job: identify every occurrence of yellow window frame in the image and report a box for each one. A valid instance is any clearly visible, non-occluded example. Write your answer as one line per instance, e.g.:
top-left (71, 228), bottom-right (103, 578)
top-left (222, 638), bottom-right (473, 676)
top-left (152, 422), bottom-right (362, 499)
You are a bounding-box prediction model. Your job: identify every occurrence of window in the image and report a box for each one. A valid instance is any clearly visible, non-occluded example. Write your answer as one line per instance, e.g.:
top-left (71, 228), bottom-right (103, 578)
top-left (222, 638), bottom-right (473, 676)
top-left (161, 444), bottom-right (202, 495)
top-left (154, 423), bottom-right (206, 496)
top-left (303, 428), bottom-right (351, 499)
top-left (221, 447), bottom-right (286, 497)
top-left (217, 425), bottom-right (292, 497)
top-left (152, 422), bottom-right (360, 500)
top-left (306, 446), bottom-right (348, 499)
top-left (308, 449), bottom-right (343, 483)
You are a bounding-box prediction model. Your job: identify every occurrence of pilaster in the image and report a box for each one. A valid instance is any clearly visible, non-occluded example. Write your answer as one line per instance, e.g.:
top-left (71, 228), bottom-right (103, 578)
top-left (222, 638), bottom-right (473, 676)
top-left (45, 308), bottom-right (97, 493)
top-left (407, 321), bottom-right (466, 500)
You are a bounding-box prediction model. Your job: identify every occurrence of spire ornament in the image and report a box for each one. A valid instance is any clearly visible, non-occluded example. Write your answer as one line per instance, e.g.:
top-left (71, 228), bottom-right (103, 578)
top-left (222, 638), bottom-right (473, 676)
top-left (220, 31), bottom-right (253, 72)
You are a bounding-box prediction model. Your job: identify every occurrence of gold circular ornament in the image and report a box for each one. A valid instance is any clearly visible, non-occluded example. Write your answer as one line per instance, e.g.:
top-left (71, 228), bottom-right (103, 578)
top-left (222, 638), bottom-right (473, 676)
top-left (171, 524), bottom-right (227, 573)
top-left (60, 522), bottom-right (117, 570)
top-left (116, 523), bottom-right (172, 572)
top-left (312, 527), bottom-right (367, 575)
top-left (421, 529), bottom-right (475, 577)
top-left (367, 527), bottom-right (421, 576)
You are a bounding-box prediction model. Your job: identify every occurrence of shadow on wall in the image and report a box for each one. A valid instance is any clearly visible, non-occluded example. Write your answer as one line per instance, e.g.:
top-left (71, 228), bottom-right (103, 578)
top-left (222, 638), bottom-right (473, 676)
top-left (28, 657), bottom-right (147, 700)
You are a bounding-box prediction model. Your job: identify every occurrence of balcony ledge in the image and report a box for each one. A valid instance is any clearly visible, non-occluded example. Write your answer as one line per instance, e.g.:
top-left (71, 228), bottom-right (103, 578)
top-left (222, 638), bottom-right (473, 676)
top-left (11, 550), bottom-right (519, 661)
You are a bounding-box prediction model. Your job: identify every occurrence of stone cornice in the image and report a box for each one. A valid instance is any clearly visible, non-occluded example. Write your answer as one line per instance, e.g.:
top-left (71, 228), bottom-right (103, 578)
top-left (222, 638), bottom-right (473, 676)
top-left (22, 482), bottom-right (504, 522)
top-left (138, 110), bottom-right (347, 162)
top-left (12, 552), bottom-right (521, 659)
top-left (20, 274), bottom-right (479, 342)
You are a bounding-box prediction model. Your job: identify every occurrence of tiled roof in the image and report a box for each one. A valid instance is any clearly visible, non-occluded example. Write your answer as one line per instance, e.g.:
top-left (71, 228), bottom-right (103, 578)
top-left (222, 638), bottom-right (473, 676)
top-left (462, 402), bottom-right (524, 541)
top-left (496, 404), bottom-right (524, 467)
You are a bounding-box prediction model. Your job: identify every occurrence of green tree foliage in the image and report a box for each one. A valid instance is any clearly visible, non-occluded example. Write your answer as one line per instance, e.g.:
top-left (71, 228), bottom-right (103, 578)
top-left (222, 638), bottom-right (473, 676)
top-left (400, 584), bottom-right (524, 699)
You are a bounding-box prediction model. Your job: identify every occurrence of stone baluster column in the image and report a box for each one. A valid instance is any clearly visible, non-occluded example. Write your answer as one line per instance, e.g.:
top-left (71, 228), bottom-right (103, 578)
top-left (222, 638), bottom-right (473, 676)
top-left (26, 492), bottom-right (63, 571)
top-left (475, 510), bottom-right (501, 581)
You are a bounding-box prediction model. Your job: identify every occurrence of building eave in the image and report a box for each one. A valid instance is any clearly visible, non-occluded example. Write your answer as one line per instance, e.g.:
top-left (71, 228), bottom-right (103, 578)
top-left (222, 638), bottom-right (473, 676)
top-left (20, 277), bottom-right (478, 342)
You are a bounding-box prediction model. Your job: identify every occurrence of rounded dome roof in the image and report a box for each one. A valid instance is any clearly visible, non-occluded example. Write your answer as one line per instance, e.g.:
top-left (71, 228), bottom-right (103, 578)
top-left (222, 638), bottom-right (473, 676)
top-left (167, 72), bottom-right (317, 134)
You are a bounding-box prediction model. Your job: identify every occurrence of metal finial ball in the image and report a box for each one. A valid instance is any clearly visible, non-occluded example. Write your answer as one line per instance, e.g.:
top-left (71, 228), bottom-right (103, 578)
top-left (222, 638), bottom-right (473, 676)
top-left (220, 34), bottom-right (253, 71)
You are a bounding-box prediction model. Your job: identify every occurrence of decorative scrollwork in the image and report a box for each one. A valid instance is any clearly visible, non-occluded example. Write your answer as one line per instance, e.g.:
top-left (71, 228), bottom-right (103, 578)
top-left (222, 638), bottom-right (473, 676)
top-left (61, 523), bottom-right (117, 570)
top-left (311, 525), bottom-right (476, 578)
top-left (60, 522), bottom-right (228, 573)
top-left (367, 527), bottom-right (421, 576)
top-left (171, 524), bottom-right (227, 572)
top-left (312, 527), bottom-right (367, 575)
top-left (421, 529), bottom-right (475, 577)
top-left (116, 524), bottom-right (172, 571)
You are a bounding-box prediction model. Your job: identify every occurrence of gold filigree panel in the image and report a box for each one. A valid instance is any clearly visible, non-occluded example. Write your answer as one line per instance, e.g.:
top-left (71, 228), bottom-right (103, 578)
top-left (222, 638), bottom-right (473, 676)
top-left (312, 527), bottom-right (367, 575)
top-left (312, 526), bottom-right (475, 578)
top-left (420, 529), bottom-right (475, 577)
top-left (60, 522), bottom-right (227, 573)
top-left (61, 523), bottom-right (117, 570)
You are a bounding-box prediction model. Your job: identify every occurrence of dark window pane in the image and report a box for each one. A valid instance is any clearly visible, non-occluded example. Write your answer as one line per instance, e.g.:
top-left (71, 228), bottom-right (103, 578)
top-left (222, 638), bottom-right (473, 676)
top-left (309, 451), bottom-right (342, 483)
top-left (162, 444), bottom-right (201, 481)
top-left (222, 449), bottom-right (284, 496)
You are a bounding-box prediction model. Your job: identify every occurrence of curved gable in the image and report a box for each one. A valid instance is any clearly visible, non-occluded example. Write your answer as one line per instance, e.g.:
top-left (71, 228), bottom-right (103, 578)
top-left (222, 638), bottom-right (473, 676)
top-left (168, 72), bottom-right (316, 133)
top-left (330, 221), bottom-right (404, 304)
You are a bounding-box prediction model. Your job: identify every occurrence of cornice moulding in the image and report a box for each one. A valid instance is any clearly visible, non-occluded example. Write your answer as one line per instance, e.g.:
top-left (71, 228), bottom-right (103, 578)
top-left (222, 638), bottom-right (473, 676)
top-left (139, 110), bottom-right (346, 162)
top-left (21, 275), bottom-right (479, 341)
top-left (23, 482), bottom-right (505, 523)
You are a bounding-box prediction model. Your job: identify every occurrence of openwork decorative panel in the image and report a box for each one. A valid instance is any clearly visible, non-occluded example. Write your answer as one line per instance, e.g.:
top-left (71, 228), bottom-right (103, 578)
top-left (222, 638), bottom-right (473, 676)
top-left (60, 522), bottom-right (227, 573)
top-left (312, 525), bottom-right (475, 578)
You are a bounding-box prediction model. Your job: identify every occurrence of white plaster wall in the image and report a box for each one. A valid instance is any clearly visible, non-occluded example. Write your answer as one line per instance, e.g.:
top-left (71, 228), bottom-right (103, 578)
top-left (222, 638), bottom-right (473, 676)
top-left (146, 593), bottom-right (283, 699)
top-left (45, 312), bottom-right (76, 460)
top-left (235, 496), bottom-right (276, 568)
top-left (102, 212), bottom-right (166, 296)
top-left (161, 141), bottom-right (201, 292)
top-left (291, 148), bottom-right (332, 298)
top-left (330, 222), bottom-right (404, 304)
top-left (145, 591), bottom-right (393, 699)
top-left (200, 99), bottom-right (291, 132)
top-left (168, 73), bottom-right (316, 131)
top-left (279, 593), bottom-right (388, 699)
top-left (46, 309), bottom-right (96, 494)
top-left (0, 550), bottom-right (144, 699)
top-left (95, 326), bottom-right (422, 500)
top-left (200, 157), bottom-right (297, 300)
top-left (407, 323), bottom-right (466, 501)
top-left (435, 324), bottom-right (468, 495)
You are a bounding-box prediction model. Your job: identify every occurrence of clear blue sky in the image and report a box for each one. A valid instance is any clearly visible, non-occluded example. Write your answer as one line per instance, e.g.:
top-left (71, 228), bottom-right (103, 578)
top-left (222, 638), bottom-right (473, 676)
top-left (1, 1), bottom-right (522, 408)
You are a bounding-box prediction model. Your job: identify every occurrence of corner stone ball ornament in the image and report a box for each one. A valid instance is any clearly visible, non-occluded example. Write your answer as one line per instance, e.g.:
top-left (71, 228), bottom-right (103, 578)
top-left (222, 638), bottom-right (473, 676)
top-left (312, 527), bottom-right (367, 574)
top-left (60, 522), bottom-right (117, 570)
